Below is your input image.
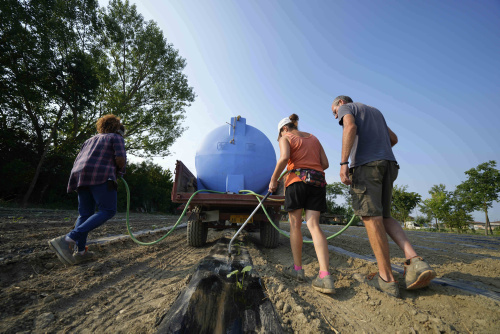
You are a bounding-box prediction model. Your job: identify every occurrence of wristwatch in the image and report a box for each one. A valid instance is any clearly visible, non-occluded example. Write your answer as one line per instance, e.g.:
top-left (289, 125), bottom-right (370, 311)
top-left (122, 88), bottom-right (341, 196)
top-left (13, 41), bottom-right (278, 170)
top-left (340, 162), bottom-right (349, 166)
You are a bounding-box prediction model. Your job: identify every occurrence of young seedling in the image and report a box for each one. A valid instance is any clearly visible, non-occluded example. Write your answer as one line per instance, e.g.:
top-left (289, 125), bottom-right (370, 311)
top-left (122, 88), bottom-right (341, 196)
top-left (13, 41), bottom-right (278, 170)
top-left (235, 242), bottom-right (245, 255)
top-left (227, 265), bottom-right (252, 290)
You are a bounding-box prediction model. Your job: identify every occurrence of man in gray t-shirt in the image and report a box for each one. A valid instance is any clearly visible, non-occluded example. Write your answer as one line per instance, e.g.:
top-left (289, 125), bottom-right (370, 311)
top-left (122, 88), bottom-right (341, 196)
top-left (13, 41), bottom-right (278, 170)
top-left (331, 95), bottom-right (436, 297)
top-left (337, 102), bottom-right (396, 168)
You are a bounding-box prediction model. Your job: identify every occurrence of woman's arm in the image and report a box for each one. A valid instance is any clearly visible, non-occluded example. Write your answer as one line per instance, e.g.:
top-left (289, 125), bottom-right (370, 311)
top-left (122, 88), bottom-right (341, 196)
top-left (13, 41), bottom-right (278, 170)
top-left (114, 135), bottom-right (127, 174)
top-left (319, 143), bottom-right (329, 170)
top-left (269, 136), bottom-right (290, 193)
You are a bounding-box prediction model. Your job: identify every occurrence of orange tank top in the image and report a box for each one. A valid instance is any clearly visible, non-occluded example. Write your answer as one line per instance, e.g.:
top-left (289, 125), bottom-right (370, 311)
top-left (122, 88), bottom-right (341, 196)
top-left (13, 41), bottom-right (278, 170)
top-left (284, 132), bottom-right (325, 187)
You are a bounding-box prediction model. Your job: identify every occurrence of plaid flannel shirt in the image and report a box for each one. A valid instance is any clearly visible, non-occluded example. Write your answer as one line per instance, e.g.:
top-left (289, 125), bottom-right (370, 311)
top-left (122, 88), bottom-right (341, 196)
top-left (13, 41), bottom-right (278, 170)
top-left (67, 133), bottom-right (127, 193)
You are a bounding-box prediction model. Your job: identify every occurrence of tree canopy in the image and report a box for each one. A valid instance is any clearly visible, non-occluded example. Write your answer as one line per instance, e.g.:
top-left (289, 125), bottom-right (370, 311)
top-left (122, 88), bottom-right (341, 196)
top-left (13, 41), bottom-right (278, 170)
top-left (391, 185), bottom-right (421, 227)
top-left (456, 160), bottom-right (500, 235)
top-left (0, 0), bottom-right (195, 205)
top-left (419, 184), bottom-right (450, 229)
top-left (101, 0), bottom-right (195, 157)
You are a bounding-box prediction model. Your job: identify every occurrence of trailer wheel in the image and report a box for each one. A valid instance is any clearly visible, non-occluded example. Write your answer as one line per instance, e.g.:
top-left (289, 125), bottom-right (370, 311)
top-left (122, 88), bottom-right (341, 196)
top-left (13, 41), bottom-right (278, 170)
top-left (187, 218), bottom-right (207, 247)
top-left (260, 217), bottom-right (280, 248)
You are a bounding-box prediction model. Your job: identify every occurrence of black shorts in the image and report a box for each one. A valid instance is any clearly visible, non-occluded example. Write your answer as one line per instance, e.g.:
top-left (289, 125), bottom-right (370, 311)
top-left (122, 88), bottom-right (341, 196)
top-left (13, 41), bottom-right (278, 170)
top-left (284, 181), bottom-right (327, 213)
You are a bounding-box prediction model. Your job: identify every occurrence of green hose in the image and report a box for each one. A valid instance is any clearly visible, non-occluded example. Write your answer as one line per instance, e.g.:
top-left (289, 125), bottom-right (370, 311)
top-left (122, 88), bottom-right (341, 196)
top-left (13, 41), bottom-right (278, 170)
top-left (120, 172), bottom-right (355, 246)
top-left (121, 177), bottom-right (225, 245)
top-left (238, 189), bottom-right (357, 244)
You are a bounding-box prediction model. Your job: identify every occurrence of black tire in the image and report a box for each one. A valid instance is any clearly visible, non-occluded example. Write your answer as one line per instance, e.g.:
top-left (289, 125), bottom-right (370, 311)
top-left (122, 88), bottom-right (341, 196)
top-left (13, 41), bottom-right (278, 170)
top-left (187, 219), bottom-right (207, 247)
top-left (260, 218), bottom-right (280, 248)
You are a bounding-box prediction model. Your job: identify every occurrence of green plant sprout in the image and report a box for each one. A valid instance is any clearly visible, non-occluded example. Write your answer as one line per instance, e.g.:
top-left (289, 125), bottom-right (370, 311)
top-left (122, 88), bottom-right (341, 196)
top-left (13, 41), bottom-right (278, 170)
top-left (227, 265), bottom-right (252, 290)
top-left (235, 242), bottom-right (245, 255)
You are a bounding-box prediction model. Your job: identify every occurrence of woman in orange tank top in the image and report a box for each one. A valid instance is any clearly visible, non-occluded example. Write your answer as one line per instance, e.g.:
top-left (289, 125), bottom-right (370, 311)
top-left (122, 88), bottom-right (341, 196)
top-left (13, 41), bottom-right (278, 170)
top-left (268, 114), bottom-right (335, 294)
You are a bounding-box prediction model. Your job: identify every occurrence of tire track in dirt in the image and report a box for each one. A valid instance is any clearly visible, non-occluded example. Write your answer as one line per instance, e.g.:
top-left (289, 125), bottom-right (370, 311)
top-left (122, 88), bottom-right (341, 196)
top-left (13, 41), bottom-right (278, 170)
top-left (64, 231), bottom-right (211, 333)
top-left (1, 227), bottom-right (210, 333)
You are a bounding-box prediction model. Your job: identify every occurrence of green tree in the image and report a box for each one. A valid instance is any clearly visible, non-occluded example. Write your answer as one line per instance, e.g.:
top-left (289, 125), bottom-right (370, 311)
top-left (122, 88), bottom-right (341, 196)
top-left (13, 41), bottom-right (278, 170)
top-left (391, 185), bottom-right (421, 227)
top-left (325, 182), bottom-right (344, 213)
top-left (419, 184), bottom-right (451, 230)
top-left (0, 0), bottom-right (103, 206)
top-left (444, 191), bottom-right (473, 232)
top-left (456, 161), bottom-right (500, 235)
top-left (325, 182), bottom-right (360, 224)
top-left (1, 0), bottom-right (195, 206)
top-left (100, 0), bottom-right (195, 157)
top-left (117, 161), bottom-right (175, 213)
top-left (414, 215), bottom-right (430, 228)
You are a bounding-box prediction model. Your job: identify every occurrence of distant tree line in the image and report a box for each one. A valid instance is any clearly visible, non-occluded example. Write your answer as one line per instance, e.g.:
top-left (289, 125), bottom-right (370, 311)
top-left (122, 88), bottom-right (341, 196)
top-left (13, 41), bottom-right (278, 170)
top-left (0, 0), bottom-right (195, 210)
top-left (117, 161), bottom-right (177, 213)
top-left (325, 161), bottom-right (500, 235)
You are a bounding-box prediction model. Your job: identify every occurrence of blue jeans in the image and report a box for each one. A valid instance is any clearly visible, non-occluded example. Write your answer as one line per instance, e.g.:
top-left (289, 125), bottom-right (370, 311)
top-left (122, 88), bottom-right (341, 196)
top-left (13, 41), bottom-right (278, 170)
top-left (68, 181), bottom-right (117, 252)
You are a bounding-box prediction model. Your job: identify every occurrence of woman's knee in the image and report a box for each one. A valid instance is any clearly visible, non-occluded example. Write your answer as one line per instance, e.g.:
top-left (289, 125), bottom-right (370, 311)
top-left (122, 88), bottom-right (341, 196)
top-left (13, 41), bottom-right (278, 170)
top-left (100, 207), bottom-right (116, 220)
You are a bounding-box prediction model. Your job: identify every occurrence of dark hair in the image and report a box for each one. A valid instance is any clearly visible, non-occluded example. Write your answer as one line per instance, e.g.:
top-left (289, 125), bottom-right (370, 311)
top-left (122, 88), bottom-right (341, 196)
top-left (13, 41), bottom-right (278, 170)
top-left (332, 95), bottom-right (353, 106)
top-left (278, 113), bottom-right (299, 141)
top-left (286, 113), bottom-right (299, 130)
top-left (96, 114), bottom-right (121, 134)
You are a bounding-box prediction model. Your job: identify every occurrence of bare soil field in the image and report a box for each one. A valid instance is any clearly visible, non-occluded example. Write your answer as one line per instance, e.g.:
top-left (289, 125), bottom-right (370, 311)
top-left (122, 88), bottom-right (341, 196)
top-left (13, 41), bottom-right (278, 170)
top-left (1, 207), bottom-right (499, 333)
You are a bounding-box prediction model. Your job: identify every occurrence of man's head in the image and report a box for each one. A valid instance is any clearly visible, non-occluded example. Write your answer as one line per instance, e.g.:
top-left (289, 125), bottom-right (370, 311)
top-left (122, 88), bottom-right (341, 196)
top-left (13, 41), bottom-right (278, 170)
top-left (331, 95), bottom-right (353, 119)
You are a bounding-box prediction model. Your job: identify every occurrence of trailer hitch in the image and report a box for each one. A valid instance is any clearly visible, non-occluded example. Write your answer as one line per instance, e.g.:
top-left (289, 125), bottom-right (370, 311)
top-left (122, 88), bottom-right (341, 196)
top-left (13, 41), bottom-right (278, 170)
top-left (228, 191), bottom-right (271, 258)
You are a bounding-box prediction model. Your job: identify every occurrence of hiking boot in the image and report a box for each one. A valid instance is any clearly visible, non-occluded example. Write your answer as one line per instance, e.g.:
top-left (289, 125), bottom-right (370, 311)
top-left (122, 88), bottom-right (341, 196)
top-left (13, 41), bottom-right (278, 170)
top-left (312, 274), bottom-right (335, 294)
top-left (48, 236), bottom-right (76, 265)
top-left (74, 247), bottom-right (95, 264)
top-left (358, 272), bottom-right (400, 298)
top-left (404, 257), bottom-right (437, 290)
top-left (282, 265), bottom-right (306, 282)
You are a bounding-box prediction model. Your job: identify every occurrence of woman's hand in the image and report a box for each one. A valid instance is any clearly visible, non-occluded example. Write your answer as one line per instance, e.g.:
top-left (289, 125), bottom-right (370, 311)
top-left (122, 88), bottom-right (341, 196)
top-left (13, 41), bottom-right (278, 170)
top-left (268, 179), bottom-right (278, 193)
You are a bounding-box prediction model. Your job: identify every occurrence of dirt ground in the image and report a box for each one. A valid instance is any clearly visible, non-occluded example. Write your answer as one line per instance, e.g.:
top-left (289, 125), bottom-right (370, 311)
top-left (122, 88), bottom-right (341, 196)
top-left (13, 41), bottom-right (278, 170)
top-left (1, 207), bottom-right (499, 334)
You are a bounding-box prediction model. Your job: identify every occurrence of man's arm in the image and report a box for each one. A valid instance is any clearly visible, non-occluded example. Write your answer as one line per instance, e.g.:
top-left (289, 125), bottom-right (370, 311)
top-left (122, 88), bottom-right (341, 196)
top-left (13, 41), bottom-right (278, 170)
top-left (388, 127), bottom-right (398, 147)
top-left (340, 114), bottom-right (356, 185)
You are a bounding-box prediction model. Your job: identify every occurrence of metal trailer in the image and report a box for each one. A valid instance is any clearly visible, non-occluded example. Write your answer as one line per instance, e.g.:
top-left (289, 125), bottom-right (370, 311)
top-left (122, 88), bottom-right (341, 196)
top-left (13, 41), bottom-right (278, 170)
top-left (171, 160), bottom-right (285, 248)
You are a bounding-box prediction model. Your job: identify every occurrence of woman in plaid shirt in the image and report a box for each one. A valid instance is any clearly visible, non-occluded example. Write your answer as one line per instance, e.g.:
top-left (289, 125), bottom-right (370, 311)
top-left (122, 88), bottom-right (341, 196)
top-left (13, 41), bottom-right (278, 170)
top-left (48, 115), bottom-right (127, 265)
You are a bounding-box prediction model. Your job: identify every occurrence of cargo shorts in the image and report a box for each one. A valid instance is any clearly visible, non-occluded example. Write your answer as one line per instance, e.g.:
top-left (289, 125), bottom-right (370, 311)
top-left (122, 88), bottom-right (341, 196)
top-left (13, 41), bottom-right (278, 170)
top-left (349, 160), bottom-right (399, 218)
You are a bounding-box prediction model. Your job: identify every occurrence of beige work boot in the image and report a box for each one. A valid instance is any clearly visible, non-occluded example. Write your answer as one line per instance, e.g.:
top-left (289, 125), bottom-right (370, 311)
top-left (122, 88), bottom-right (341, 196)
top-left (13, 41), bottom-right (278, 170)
top-left (358, 272), bottom-right (400, 298)
top-left (404, 257), bottom-right (436, 290)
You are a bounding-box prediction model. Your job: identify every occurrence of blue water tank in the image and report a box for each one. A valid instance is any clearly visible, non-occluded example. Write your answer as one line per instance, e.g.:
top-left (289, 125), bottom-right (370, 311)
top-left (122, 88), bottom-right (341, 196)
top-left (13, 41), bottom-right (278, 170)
top-left (195, 116), bottom-right (276, 194)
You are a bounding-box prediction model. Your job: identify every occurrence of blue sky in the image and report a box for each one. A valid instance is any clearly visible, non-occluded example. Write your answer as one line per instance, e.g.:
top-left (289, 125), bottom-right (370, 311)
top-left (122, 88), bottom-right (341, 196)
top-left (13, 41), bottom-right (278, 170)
top-left (102, 0), bottom-right (500, 221)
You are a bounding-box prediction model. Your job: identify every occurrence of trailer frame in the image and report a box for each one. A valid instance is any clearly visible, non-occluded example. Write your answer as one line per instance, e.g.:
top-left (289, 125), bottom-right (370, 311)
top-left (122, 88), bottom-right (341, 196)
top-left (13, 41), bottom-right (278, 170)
top-left (171, 160), bottom-right (285, 248)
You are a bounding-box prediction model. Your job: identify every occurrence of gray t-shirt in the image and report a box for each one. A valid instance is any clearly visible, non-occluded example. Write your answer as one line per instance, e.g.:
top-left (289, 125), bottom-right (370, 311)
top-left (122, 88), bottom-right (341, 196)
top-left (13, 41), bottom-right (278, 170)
top-left (337, 102), bottom-right (396, 167)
